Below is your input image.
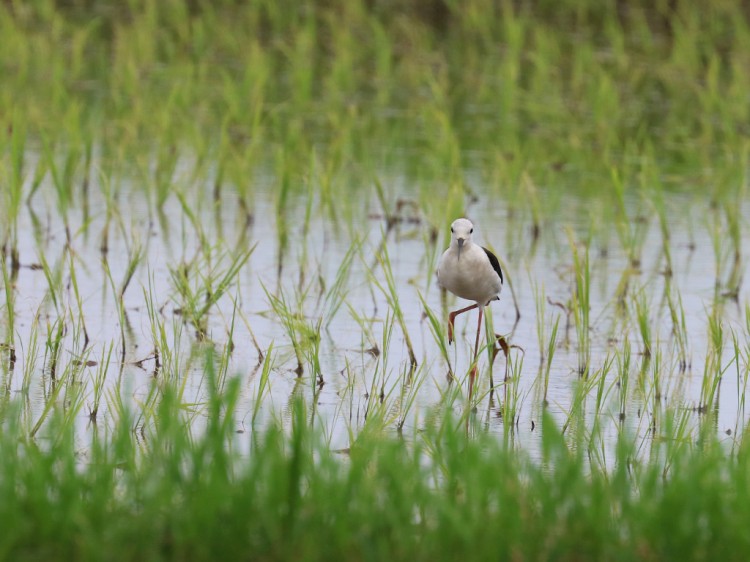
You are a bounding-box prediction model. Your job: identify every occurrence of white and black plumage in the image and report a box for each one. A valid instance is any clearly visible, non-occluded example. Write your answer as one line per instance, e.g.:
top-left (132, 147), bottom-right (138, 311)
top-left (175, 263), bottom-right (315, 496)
top-left (437, 218), bottom-right (504, 397)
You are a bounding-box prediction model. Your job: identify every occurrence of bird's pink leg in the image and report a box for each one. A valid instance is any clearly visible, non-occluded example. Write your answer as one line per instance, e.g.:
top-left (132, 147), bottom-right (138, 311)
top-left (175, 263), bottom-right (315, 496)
top-left (473, 307), bottom-right (483, 360)
top-left (448, 303), bottom-right (479, 344)
top-left (468, 307), bottom-right (483, 402)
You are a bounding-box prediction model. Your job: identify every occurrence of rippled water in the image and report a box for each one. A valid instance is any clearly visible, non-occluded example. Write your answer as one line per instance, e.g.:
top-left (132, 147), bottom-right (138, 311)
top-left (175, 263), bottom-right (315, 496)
top-left (5, 170), bottom-right (749, 459)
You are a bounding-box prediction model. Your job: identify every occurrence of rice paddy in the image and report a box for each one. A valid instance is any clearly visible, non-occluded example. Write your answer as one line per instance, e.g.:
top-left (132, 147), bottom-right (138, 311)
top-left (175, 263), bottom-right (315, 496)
top-left (3, 0), bottom-right (750, 559)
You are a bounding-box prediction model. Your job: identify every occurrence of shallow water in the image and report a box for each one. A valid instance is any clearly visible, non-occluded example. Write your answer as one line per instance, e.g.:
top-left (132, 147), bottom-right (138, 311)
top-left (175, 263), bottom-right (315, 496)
top-left (4, 168), bottom-right (749, 461)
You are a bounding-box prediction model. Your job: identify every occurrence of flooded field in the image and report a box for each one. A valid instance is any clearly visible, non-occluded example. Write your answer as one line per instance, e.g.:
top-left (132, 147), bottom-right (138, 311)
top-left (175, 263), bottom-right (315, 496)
top-left (5, 168), bottom-right (748, 461)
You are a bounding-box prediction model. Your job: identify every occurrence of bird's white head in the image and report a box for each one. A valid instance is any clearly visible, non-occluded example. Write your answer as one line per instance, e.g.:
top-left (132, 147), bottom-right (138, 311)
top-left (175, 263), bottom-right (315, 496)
top-left (450, 218), bottom-right (474, 259)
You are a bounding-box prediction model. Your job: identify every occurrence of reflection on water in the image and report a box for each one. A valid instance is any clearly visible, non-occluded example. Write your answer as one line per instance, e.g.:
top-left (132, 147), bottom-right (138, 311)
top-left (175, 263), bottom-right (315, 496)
top-left (3, 175), bottom-right (748, 460)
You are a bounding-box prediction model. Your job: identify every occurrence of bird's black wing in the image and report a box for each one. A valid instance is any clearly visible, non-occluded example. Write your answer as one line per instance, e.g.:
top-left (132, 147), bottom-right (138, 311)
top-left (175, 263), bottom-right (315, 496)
top-left (481, 246), bottom-right (504, 284)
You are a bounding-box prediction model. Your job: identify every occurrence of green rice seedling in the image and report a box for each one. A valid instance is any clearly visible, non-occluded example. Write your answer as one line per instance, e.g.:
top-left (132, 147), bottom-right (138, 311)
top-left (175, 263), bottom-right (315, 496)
top-left (251, 343), bottom-right (275, 427)
top-left (88, 342), bottom-right (114, 423)
top-left (143, 277), bottom-right (169, 378)
top-left (1, 254), bottom-right (16, 367)
top-left (611, 168), bottom-right (649, 270)
top-left (104, 375), bottom-right (136, 435)
top-left (665, 280), bottom-right (690, 371)
top-left (744, 303), bottom-right (750, 346)
top-left (28, 375), bottom-right (67, 438)
top-left (586, 354), bottom-right (619, 467)
top-left (632, 287), bottom-right (652, 358)
top-left (648, 176), bottom-right (673, 277)
top-left (263, 283), bottom-right (312, 377)
top-left (587, 383), bottom-right (617, 469)
top-left (134, 341), bottom-right (197, 437)
top-left (23, 137), bottom-right (48, 204)
top-left (30, 347), bottom-right (87, 439)
top-left (170, 244), bottom-right (253, 339)
top-left (706, 205), bottom-right (730, 299)
top-left (4, 119), bottom-right (25, 273)
top-left (419, 293), bottom-right (452, 377)
top-left (137, 277), bottom-right (191, 431)
top-left (532, 276), bottom-right (547, 367)
top-left (321, 237), bottom-right (360, 330)
top-left (17, 318), bottom-right (41, 396)
top-left (37, 249), bottom-right (64, 313)
top-left (568, 231), bottom-right (591, 375)
top-left (357, 375), bottom-right (399, 443)
top-left (213, 295), bottom-right (241, 394)
top-left (312, 377), bottom-right (352, 448)
top-left (373, 307), bottom-right (396, 391)
top-left (345, 302), bottom-right (379, 359)
top-left (42, 129), bottom-right (84, 229)
top-left (562, 360), bottom-right (609, 436)
top-left (79, 137), bottom-right (93, 219)
top-left (721, 192), bottom-right (743, 300)
top-left (736, 304), bottom-right (750, 429)
top-left (359, 309), bottom-right (399, 432)
top-left (327, 357), bottom-right (358, 437)
top-left (272, 158), bottom-right (292, 275)
top-left (500, 346), bottom-right (525, 433)
top-left (65, 250), bottom-right (90, 347)
top-left (58, 366), bottom-right (88, 440)
top-left (521, 173), bottom-right (543, 246)
top-left (103, 258), bottom-right (131, 364)
top-left (649, 346), bottom-right (664, 424)
top-left (369, 239), bottom-right (417, 368)
top-left (482, 304), bottom-right (520, 394)
top-left (119, 235), bottom-right (145, 302)
top-left (730, 333), bottom-right (749, 441)
top-left (428, 372), bottom-right (466, 434)
top-left (174, 187), bottom-right (210, 256)
top-left (153, 147), bottom-right (180, 212)
top-left (396, 362), bottom-right (427, 432)
top-left (308, 150), bottom-right (341, 232)
top-left (539, 316), bottom-right (560, 406)
top-left (370, 178), bottom-right (406, 261)
top-left (95, 169), bottom-right (121, 257)
top-left (658, 405), bottom-right (695, 477)
top-left (698, 311), bottom-right (726, 415)
top-left (616, 338), bottom-right (632, 421)
top-left (304, 317), bottom-right (324, 387)
top-left (234, 304), bottom-right (264, 366)
top-left (633, 347), bottom-right (654, 414)
top-left (484, 246), bottom-right (521, 327)
top-left (593, 354), bottom-right (617, 421)
top-left (43, 312), bottom-right (66, 381)
top-left (611, 265), bottom-right (634, 320)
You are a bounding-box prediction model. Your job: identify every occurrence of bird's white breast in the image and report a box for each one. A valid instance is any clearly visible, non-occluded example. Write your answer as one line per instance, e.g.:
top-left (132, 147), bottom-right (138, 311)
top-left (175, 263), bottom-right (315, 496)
top-left (437, 244), bottom-right (503, 305)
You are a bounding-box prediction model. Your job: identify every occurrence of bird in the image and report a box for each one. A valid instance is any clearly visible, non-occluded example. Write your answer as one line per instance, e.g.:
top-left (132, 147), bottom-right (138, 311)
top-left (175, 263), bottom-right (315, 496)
top-left (437, 218), bottom-right (504, 399)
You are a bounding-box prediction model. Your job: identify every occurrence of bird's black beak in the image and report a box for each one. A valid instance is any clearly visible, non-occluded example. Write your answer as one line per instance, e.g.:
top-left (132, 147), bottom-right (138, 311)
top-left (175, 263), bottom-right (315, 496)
top-left (457, 238), bottom-right (464, 259)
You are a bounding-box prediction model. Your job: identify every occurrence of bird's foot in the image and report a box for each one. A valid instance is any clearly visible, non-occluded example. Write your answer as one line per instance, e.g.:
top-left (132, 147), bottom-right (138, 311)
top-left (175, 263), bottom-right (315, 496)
top-left (447, 318), bottom-right (455, 345)
top-left (491, 335), bottom-right (510, 364)
top-left (491, 335), bottom-right (525, 365)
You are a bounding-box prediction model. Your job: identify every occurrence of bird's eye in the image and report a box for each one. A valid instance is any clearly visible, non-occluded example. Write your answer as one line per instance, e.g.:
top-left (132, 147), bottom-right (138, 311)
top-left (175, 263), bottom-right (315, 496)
top-left (450, 227), bottom-right (454, 233)
top-left (470, 228), bottom-right (474, 234)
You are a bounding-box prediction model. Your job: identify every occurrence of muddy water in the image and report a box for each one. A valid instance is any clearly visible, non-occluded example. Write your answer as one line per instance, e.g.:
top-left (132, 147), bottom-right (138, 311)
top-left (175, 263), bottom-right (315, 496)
top-left (4, 176), bottom-right (748, 459)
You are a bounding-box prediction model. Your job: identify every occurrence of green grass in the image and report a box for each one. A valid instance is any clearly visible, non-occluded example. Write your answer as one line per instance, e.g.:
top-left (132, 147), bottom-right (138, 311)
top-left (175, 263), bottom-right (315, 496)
top-left (2, 383), bottom-right (750, 561)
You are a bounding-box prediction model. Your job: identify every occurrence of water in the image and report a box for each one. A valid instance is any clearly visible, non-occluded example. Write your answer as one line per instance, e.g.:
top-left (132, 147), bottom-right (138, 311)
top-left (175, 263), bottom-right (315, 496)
top-left (4, 170), bottom-right (748, 460)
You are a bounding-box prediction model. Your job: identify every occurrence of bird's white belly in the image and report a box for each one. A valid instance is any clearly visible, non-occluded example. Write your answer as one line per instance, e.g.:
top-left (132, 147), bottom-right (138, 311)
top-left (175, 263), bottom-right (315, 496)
top-left (437, 249), bottom-right (502, 305)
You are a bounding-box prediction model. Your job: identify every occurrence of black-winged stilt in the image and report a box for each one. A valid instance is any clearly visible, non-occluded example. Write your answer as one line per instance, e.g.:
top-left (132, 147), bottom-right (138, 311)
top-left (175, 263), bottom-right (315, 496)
top-left (437, 218), bottom-right (504, 399)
